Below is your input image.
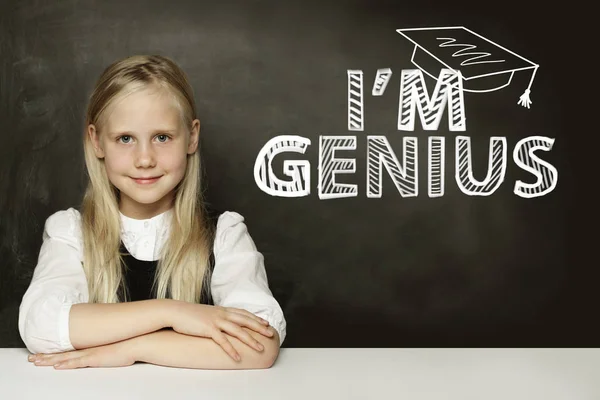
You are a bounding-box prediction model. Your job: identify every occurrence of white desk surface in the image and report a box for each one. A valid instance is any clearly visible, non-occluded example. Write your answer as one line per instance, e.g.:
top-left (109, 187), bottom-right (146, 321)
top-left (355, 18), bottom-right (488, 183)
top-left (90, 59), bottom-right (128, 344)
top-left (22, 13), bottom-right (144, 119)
top-left (1, 348), bottom-right (598, 399)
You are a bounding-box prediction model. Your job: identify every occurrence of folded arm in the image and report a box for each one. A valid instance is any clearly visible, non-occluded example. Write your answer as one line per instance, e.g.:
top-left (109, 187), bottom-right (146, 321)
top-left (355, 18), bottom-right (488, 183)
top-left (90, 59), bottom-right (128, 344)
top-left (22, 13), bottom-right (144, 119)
top-left (129, 326), bottom-right (280, 370)
top-left (210, 212), bottom-right (287, 347)
top-left (20, 208), bottom-right (286, 370)
top-left (18, 208), bottom-right (175, 353)
top-left (68, 299), bottom-right (173, 349)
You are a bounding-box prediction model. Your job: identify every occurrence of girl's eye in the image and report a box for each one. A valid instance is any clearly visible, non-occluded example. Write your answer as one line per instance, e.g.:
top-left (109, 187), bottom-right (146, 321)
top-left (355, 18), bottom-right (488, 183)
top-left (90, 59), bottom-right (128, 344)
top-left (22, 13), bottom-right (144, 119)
top-left (116, 135), bottom-right (170, 144)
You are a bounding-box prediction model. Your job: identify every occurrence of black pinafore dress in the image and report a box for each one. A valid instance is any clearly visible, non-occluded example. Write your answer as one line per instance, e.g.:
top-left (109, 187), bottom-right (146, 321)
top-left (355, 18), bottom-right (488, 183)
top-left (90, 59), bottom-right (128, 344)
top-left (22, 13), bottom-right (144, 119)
top-left (117, 207), bottom-right (221, 304)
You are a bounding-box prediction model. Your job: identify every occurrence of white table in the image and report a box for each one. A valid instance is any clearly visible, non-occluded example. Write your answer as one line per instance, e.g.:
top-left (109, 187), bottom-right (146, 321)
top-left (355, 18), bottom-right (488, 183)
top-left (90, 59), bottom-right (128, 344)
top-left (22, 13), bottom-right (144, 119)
top-left (1, 348), bottom-right (598, 399)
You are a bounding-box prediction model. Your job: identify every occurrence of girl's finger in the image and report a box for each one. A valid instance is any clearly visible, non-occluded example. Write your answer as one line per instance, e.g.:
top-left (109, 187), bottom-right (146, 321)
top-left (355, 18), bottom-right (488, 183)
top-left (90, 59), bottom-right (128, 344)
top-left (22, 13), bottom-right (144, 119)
top-left (225, 308), bottom-right (270, 325)
top-left (211, 331), bottom-right (241, 362)
top-left (218, 320), bottom-right (265, 352)
top-left (226, 313), bottom-right (274, 338)
top-left (34, 351), bottom-right (83, 366)
top-left (33, 354), bottom-right (66, 366)
top-left (54, 356), bottom-right (86, 369)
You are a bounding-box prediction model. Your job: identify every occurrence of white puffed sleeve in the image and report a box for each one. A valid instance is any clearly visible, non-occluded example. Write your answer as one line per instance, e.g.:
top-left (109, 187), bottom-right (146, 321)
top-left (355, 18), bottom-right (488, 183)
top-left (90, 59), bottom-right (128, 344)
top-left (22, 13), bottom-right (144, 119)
top-left (210, 211), bottom-right (287, 346)
top-left (18, 208), bottom-right (89, 354)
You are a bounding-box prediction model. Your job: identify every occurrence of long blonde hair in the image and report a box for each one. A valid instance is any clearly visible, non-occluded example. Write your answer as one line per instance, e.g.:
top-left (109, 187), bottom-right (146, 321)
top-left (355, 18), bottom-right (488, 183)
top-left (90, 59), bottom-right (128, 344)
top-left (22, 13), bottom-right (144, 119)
top-left (80, 55), bottom-right (214, 304)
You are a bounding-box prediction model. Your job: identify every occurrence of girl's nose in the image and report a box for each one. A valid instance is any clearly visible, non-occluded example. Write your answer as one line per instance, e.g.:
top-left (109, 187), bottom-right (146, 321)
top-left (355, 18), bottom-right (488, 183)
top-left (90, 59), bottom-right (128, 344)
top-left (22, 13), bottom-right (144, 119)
top-left (134, 145), bottom-right (156, 167)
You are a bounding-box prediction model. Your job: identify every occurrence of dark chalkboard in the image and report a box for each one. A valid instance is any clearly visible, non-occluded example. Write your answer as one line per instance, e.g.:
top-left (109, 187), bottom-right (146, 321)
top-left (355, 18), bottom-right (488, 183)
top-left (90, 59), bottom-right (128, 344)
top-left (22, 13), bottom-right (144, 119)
top-left (0, 0), bottom-right (593, 347)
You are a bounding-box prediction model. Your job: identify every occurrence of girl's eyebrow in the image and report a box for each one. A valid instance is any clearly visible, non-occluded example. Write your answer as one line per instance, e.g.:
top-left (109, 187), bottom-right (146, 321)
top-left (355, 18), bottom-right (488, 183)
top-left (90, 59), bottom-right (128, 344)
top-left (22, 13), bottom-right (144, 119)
top-left (109, 129), bottom-right (178, 137)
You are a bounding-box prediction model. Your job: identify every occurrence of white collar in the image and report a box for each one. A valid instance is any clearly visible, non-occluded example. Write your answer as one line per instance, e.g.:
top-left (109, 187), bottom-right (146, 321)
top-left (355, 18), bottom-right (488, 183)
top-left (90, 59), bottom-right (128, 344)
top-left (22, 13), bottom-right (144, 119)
top-left (119, 208), bottom-right (173, 261)
top-left (119, 208), bottom-right (173, 232)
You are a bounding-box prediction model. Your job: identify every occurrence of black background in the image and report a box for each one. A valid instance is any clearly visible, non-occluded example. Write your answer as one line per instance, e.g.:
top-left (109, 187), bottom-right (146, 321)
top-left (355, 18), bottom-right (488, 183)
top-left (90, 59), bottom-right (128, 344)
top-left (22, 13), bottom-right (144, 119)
top-left (0, 0), bottom-right (593, 347)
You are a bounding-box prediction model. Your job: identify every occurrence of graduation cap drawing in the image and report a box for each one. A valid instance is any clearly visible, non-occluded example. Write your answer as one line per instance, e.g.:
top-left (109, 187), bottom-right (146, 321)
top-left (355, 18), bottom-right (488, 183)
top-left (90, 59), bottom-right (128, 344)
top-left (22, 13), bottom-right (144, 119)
top-left (397, 26), bottom-right (539, 108)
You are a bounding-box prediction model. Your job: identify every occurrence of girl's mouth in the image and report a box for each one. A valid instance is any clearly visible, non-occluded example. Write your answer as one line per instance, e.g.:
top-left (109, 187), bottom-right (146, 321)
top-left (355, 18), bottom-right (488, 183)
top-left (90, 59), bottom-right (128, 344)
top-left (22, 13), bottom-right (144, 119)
top-left (132, 176), bottom-right (162, 185)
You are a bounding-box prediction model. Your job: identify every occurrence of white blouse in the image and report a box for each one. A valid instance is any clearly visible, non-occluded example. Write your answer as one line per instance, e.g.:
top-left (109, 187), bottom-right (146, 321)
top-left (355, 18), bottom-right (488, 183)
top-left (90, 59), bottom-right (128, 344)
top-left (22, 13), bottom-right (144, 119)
top-left (18, 207), bottom-right (287, 354)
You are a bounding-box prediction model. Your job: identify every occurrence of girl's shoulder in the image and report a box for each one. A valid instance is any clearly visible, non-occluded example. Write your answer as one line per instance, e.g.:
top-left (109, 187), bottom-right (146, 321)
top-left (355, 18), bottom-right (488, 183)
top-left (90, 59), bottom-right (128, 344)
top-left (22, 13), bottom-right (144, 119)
top-left (212, 210), bottom-right (259, 256)
top-left (42, 207), bottom-right (83, 252)
top-left (210, 209), bottom-right (246, 230)
top-left (206, 205), bottom-right (246, 231)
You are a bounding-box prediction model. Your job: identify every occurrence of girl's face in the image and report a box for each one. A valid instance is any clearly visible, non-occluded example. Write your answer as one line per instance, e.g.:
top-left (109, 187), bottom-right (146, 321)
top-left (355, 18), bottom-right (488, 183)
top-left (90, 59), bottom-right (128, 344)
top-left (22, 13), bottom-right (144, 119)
top-left (88, 85), bottom-right (199, 220)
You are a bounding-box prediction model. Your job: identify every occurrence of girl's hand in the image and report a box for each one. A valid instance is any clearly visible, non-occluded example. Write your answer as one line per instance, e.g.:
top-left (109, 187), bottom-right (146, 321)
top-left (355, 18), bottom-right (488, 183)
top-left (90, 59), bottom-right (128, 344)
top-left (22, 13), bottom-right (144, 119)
top-left (28, 340), bottom-right (136, 370)
top-left (169, 302), bottom-right (274, 361)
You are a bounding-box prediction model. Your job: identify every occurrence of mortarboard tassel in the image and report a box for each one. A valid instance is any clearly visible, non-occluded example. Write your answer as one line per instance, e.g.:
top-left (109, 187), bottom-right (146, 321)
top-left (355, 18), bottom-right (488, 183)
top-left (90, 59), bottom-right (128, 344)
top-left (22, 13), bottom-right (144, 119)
top-left (517, 64), bottom-right (539, 109)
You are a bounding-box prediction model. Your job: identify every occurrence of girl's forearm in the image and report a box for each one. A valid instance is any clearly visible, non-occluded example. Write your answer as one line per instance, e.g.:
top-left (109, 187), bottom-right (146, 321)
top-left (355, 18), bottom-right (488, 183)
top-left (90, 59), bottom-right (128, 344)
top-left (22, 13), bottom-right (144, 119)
top-left (130, 327), bottom-right (280, 370)
top-left (69, 299), bottom-right (174, 349)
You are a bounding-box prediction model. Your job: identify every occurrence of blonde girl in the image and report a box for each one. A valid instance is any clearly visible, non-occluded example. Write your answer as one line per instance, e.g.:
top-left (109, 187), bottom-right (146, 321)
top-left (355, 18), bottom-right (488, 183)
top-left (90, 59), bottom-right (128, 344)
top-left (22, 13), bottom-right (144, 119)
top-left (18, 55), bottom-right (286, 370)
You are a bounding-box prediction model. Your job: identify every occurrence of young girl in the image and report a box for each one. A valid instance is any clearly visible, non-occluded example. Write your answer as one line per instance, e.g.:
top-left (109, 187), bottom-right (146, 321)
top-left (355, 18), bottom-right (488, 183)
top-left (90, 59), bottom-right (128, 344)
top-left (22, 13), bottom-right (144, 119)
top-left (18, 55), bottom-right (286, 370)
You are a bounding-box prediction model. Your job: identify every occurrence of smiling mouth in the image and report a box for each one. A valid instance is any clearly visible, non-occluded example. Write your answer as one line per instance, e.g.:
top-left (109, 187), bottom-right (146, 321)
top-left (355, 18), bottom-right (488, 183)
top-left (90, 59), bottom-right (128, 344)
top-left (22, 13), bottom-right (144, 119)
top-left (131, 176), bottom-right (162, 184)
